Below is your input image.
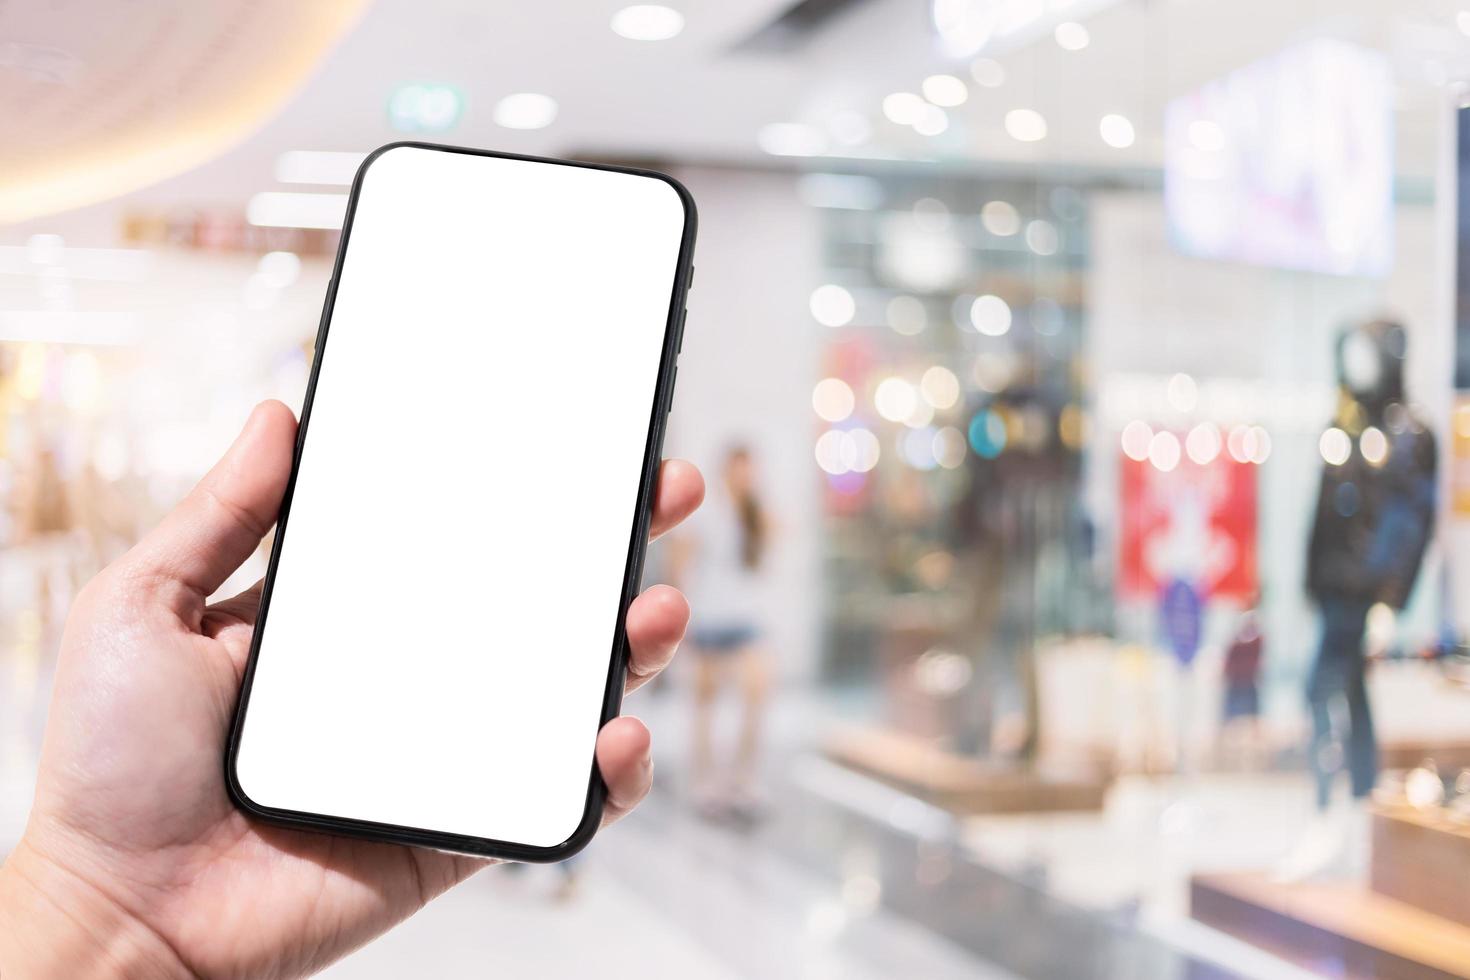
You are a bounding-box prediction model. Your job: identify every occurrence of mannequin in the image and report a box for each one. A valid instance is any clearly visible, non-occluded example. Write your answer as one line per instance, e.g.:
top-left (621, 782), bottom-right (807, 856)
top-left (1283, 318), bottom-right (1437, 879)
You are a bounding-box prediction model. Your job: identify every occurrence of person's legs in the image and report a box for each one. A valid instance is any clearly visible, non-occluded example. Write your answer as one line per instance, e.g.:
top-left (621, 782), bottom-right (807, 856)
top-left (1342, 648), bottom-right (1377, 800)
top-left (690, 652), bottom-right (722, 791)
top-left (732, 644), bottom-right (771, 794)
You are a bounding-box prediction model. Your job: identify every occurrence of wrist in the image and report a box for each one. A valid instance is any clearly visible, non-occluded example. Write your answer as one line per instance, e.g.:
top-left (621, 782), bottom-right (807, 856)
top-left (0, 836), bottom-right (189, 979)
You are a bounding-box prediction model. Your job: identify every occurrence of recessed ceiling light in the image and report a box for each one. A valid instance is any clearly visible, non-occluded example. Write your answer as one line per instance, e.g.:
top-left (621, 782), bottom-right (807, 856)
top-left (1054, 21), bottom-right (1090, 51)
top-left (494, 92), bottom-right (558, 130)
top-left (611, 5), bottom-right (684, 41)
top-left (758, 122), bottom-right (826, 156)
top-left (922, 74), bottom-right (969, 107)
top-left (883, 92), bottom-right (926, 125)
top-left (1004, 108), bottom-right (1047, 142)
top-left (1099, 113), bottom-right (1135, 148)
top-left (970, 58), bottom-right (1006, 88)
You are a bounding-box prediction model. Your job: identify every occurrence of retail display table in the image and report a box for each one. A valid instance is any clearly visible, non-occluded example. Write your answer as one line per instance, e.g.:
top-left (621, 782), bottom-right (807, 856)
top-left (1371, 804), bottom-right (1470, 929)
top-left (1191, 872), bottom-right (1470, 979)
top-left (823, 725), bottom-right (1110, 814)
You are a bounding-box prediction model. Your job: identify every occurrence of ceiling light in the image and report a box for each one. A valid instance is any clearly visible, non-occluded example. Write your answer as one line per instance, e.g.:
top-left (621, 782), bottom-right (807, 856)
top-left (494, 92), bottom-right (558, 130)
top-left (246, 192), bottom-right (348, 229)
top-left (1099, 113), bottom-right (1135, 148)
top-left (913, 105), bottom-right (949, 136)
top-left (922, 74), bottom-right (969, 107)
top-left (970, 58), bottom-right (1005, 88)
top-left (759, 122), bottom-right (826, 156)
top-left (1004, 108), bottom-right (1047, 142)
top-left (883, 92), bottom-right (926, 125)
top-left (1054, 21), bottom-right (1090, 51)
top-left (610, 5), bottom-right (684, 41)
top-left (275, 150), bottom-right (367, 186)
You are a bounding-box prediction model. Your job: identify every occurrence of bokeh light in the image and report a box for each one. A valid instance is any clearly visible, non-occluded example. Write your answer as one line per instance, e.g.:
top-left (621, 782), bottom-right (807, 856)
top-left (1148, 430), bottom-right (1181, 471)
top-left (1319, 427), bottom-right (1351, 465)
top-left (610, 4), bottom-right (685, 40)
top-left (920, 365), bottom-right (960, 409)
top-left (969, 294), bottom-right (1012, 336)
top-left (1099, 113), bottom-right (1136, 148)
top-left (1004, 108), bottom-right (1047, 142)
top-left (980, 200), bottom-right (1021, 236)
top-left (493, 92), bottom-right (558, 130)
top-left (810, 283), bottom-right (856, 326)
top-left (875, 376), bottom-right (918, 422)
top-left (812, 377), bottom-right (855, 422)
top-left (1121, 420), bottom-right (1154, 462)
top-left (922, 74), bottom-right (968, 107)
top-left (933, 426), bottom-right (967, 468)
top-left (1185, 422), bottom-right (1221, 465)
top-left (1360, 425), bottom-right (1388, 466)
top-left (883, 92), bottom-right (926, 125)
top-left (886, 295), bottom-right (927, 335)
top-left (1054, 21), bottom-right (1090, 50)
top-left (968, 410), bottom-right (1007, 458)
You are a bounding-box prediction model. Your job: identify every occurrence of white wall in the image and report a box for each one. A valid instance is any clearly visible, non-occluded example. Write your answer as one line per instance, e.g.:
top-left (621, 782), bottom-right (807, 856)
top-left (1085, 191), bottom-right (1447, 710)
top-left (657, 166), bottom-right (825, 681)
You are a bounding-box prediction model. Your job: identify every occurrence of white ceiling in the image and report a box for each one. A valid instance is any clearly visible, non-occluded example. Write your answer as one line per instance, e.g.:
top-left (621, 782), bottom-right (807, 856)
top-left (8, 0), bottom-right (1470, 227)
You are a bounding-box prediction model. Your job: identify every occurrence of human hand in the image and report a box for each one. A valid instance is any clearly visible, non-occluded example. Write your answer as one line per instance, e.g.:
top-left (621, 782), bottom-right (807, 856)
top-left (0, 401), bottom-right (704, 979)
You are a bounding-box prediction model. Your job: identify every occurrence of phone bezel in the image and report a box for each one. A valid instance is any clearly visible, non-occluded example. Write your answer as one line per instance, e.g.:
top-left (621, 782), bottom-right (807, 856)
top-left (224, 141), bottom-right (696, 862)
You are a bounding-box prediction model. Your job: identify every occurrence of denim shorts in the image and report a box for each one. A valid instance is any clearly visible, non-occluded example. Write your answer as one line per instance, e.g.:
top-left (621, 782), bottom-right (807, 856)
top-left (691, 623), bottom-right (758, 655)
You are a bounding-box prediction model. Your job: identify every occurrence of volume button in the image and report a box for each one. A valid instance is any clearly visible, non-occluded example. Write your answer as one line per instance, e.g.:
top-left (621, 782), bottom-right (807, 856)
top-left (666, 367), bottom-right (678, 414)
top-left (676, 309), bottom-right (687, 353)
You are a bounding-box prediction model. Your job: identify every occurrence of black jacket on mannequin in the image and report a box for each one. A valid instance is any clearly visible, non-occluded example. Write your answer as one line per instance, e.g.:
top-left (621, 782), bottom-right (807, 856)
top-left (1305, 319), bottom-right (1437, 610)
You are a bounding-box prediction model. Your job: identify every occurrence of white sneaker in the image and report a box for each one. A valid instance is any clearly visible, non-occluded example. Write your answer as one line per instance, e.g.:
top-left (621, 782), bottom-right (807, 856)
top-left (1273, 812), bottom-right (1347, 882)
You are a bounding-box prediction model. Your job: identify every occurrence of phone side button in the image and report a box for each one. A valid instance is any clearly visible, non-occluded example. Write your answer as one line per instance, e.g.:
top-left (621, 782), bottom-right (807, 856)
top-left (666, 367), bottom-right (678, 414)
top-left (676, 309), bottom-right (687, 353)
top-left (688, 265), bottom-right (694, 290)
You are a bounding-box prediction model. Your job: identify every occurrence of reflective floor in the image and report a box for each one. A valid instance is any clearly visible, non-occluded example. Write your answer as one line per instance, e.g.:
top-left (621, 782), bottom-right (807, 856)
top-left (0, 624), bottom-right (1336, 980)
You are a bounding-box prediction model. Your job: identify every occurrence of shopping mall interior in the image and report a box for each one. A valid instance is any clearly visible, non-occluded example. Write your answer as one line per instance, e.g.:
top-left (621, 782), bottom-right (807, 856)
top-left (6, 0), bottom-right (1470, 976)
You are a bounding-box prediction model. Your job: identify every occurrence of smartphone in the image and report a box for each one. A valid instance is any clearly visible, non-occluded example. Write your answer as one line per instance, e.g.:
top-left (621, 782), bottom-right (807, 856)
top-left (226, 142), bottom-right (695, 862)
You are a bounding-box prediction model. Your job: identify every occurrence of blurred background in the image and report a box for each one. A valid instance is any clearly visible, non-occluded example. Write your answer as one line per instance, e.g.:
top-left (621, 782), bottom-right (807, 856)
top-left (6, 1), bottom-right (1470, 977)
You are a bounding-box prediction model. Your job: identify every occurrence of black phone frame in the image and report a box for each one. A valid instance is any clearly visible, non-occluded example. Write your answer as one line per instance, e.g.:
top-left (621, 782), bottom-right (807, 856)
top-left (224, 141), bottom-right (697, 863)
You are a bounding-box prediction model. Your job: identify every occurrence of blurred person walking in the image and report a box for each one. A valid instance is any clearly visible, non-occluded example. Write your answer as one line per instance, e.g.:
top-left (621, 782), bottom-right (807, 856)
top-left (671, 445), bottom-right (775, 822)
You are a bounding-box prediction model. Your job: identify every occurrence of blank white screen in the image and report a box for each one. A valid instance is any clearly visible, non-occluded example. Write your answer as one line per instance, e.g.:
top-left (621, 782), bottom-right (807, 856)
top-left (234, 146), bottom-right (686, 849)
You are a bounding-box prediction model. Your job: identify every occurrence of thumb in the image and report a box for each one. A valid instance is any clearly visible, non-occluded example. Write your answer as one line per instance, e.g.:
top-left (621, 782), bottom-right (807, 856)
top-left (125, 401), bottom-right (297, 606)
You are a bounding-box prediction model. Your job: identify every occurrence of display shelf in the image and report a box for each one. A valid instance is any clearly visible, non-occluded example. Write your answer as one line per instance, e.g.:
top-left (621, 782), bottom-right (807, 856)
top-left (823, 725), bottom-right (1109, 814)
top-left (1191, 872), bottom-right (1470, 979)
top-left (1372, 804), bottom-right (1470, 928)
top-left (1380, 739), bottom-right (1470, 772)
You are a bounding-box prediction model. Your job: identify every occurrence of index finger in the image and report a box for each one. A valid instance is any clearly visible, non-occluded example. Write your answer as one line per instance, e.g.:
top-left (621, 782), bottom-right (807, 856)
top-left (649, 459), bottom-right (703, 540)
